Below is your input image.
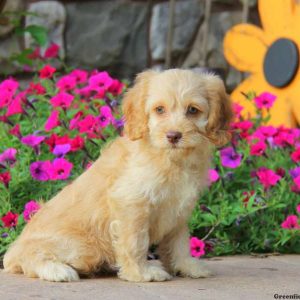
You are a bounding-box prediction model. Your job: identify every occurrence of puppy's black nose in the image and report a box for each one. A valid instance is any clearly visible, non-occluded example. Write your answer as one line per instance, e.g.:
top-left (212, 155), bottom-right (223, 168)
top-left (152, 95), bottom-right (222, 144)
top-left (166, 131), bottom-right (182, 144)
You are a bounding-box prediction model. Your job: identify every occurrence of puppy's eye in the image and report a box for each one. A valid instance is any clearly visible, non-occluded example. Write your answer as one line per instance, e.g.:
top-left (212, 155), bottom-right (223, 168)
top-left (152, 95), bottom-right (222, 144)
top-left (155, 106), bottom-right (165, 115)
top-left (187, 106), bottom-right (200, 115)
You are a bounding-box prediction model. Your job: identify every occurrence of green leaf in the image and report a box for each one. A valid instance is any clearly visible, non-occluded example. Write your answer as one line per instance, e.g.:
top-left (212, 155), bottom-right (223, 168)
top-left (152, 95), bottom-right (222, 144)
top-left (16, 25), bottom-right (48, 46)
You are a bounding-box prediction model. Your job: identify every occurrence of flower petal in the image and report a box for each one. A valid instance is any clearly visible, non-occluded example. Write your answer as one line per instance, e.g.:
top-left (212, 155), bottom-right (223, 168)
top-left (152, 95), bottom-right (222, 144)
top-left (224, 24), bottom-right (268, 73)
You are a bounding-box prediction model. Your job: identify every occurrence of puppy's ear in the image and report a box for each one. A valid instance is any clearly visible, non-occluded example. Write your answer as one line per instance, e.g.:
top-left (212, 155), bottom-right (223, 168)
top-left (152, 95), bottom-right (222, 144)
top-left (205, 75), bottom-right (233, 147)
top-left (122, 70), bottom-right (156, 141)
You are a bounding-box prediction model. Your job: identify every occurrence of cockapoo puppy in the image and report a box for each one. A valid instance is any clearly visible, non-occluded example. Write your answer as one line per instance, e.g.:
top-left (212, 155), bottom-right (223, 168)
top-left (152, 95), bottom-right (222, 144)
top-left (4, 69), bottom-right (232, 282)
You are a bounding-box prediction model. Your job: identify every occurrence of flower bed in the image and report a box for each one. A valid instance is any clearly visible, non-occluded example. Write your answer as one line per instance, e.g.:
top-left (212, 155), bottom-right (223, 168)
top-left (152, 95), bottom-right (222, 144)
top-left (0, 69), bottom-right (299, 259)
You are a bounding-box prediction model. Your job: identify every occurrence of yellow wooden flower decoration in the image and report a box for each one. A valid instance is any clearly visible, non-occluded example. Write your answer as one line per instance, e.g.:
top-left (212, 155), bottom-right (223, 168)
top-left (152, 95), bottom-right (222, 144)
top-left (224, 0), bottom-right (300, 127)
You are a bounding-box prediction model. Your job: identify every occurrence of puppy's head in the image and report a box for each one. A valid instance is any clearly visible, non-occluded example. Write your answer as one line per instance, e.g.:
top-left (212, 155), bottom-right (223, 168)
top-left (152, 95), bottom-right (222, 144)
top-left (122, 69), bottom-right (232, 148)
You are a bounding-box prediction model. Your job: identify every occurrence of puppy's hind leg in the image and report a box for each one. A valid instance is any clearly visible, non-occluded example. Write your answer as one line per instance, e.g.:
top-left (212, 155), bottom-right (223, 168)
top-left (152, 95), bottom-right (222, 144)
top-left (5, 239), bottom-right (79, 282)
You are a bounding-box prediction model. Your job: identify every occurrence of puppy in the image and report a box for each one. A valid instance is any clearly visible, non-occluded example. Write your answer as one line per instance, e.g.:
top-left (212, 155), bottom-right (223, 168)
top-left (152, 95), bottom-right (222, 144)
top-left (3, 69), bottom-right (232, 282)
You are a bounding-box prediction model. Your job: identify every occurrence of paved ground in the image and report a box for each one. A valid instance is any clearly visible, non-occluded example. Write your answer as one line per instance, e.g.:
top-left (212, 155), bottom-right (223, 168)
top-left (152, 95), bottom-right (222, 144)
top-left (0, 255), bottom-right (299, 300)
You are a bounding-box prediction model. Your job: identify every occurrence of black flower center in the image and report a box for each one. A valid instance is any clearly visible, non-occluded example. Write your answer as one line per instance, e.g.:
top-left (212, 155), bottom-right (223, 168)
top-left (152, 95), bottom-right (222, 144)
top-left (263, 38), bottom-right (299, 88)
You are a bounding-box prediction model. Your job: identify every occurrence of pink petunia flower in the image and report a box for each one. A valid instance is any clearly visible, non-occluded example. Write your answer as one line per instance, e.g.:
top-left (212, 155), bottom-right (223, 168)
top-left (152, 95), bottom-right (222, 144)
top-left (9, 124), bottom-right (21, 138)
top-left (0, 90), bottom-right (13, 108)
top-left (1, 211), bottom-right (18, 228)
top-left (70, 69), bottom-right (88, 84)
top-left (256, 168), bottom-right (281, 189)
top-left (45, 134), bottom-right (72, 151)
top-left (6, 97), bottom-right (23, 116)
top-left (108, 79), bottom-right (124, 95)
top-left (23, 200), bottom-right (40, 222)
top-left (53, 144), bottom-right (71, 157)
top-left (21, 135), bottom-right (45, 147)
top-left (0, 171), bottom-right (11, 188)
top-left (274, 131), bottom-right (295, 148)
top-left (39, 65), bottom-right (56, 79)
top-left (56, 75), bottom-right (77, 92)
top-left (50, 92), bottom-right (74, 109)
top-left (232, 102), bottom-right (244, 119)
top-left (289, 167), bottom-right (300, 179)
top-left (27, 47), bottom-right (41, 59)
top-left (77, 115), bottom-right (99, 134)
top-left (27, 82), bottom-right (46, 95)
top-left (44, 43), bottom-right (60, 58)
top-left (254, 92), bottom-right (277, 109)
top-left (293, 176), bottom-right (300, 189)
top-left (0, 148), bottom-right (17, 166)
top-left (45, 110), bottom-right (60, 131)
top-left (30, 161), bottom-right (52, 181)
top-left (88, 71), bottom-right (114, 90)
top-left (0, 78), bottom-right (19, 94)
top-left (208, 169), bottom-right (219, 185)
top-left (69, 111), bottom-right (83, 130)
top-left (250, 141), bottom-right (267, 156)
top-left (296, 204), bottom-right (300, 214)
top-left (281, 215), bottom-right (300, 230)
top-left (50, 158), bottom-right (73, 180)
top-left (70, 136), bottom-right (85, 152)
top-left (220, 147), bottom-right (242, 169)
top-left (291, 148), bottom-right (300, 163)
top-left (99, 106), bottom-right (113, 127)
top-left (190, 237), bottom-right (205, 258)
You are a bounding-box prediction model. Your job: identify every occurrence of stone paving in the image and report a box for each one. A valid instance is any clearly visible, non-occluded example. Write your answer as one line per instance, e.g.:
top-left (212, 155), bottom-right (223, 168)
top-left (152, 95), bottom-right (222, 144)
top-left (0, 255), bottom-right (299, 300)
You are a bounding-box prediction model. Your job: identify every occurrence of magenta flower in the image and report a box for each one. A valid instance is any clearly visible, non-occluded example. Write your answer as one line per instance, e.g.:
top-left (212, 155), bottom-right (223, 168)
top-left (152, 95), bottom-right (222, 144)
top-left (30, 161), bottom-right (52, 181)
top-left (208, 169), bottom-right (219, 185)
top-left (50, 92), bottom-right (74, 109)
top-left (45, 110), bottom-right (60, 131)
top-left (289, 167), bottom-right (300, 179)
top-left (23, 200), bottom-right (40, 222)
top-left (0, 171), bottom-right (11, 188)
top-left (50, 158), bottom-right (73, 180)
top-left (88, 71), bottom-right (114, 90)
top-left (21, 135), bottom-right (45, 147)
top-left (293, 176), bottom-right (300, 189)
top-left (220, 147), bottom-right (242, 169)
top-left (6, 97), bottom-right (23, 116)
top-left (77, 115), bottom-right (99, 134)
top-left (44, 43), bottom-right (59, 58)
top-left (250, 141), bottom-right (267, 156)
top-left (232, 102), bottom-right (244, 119)
top-left (291, 148), bottom-right (300, 163)
top-left (0, 148), bottom-right (17, 166)
top-left (1, 211), bottom-right (18, 228)
top-left (69, 111), bottom-right (83, 130)
top-left (39, 64), bottom-right (56, 79)
top-left (254, 92), bottom-right (276, 109)
top-left (190, 237), bottom-right (205, 258)
top-left (53, 144), bottom-right (71, 157)
top-left (70, 69), bottom-right (88, 84)
top-left (99, 106), bottom-right (113, 127)
top-left (0, 90), bottom-right (13, 108)
top-left (297, 204), bottom-right (300, 214)
top-left (56, 75), bottom-right (77, 92)
top-left (108, 79), bottom-right (124, 95)
top-left (9, 124), bottom-right (21, 138)
top-left (0, 78), bottom-right (19, 94)
top-left (281, 215), bottom-right (300, 230)
top-left (256, 168), bottom-right (281, 189)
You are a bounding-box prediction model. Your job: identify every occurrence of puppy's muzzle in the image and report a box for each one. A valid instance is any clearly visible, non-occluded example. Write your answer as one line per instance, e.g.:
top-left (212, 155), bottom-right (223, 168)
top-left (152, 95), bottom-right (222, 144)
top-left (166, 131), bottom-right (182, 144)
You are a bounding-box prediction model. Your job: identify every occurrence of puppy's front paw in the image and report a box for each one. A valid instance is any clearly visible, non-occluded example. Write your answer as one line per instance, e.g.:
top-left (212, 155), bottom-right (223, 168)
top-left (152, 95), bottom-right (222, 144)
top-left (37, 261), bottom-right (80, 282)
top-left (119, 262), bottom-right (172, 282)
top-left (175, 257), bottom-right (213, 278)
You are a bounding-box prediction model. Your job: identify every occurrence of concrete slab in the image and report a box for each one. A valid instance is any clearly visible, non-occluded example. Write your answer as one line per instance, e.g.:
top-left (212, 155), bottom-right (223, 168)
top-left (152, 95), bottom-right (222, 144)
top-left (0, 255), bottom-right (299, 300)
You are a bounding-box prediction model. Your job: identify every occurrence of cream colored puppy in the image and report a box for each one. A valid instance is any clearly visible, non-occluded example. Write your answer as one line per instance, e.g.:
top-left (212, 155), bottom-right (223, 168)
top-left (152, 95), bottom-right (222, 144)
top-left (4, 69), bottom-right (232, 282)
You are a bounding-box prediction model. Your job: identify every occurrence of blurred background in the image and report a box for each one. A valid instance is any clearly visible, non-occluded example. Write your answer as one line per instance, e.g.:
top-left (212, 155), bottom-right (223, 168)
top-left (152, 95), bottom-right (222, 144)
top-left (0, 0), bottom-right (258, 91)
